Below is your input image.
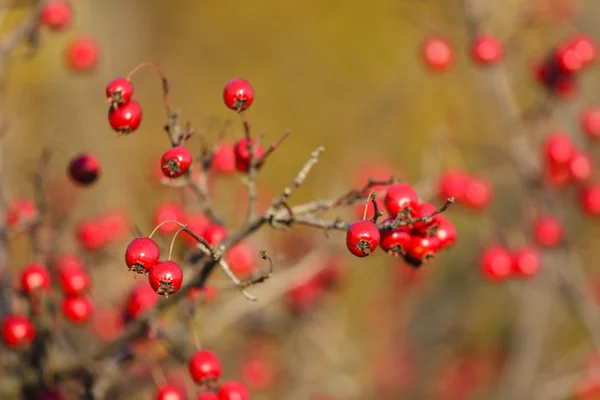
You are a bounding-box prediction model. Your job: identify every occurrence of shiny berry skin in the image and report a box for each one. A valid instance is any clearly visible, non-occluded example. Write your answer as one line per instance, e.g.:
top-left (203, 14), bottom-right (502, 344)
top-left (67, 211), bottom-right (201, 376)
top-left (379, 223), bottom-right (412, 256)
top-left (155, 384), bottom-right (186, 400)
top-left (61, 295), bottom-right (93, 323)
top-left (203, 224), bottom-right (228, 246)
top-left (544, 133), bottom-right (575, 166)
top-left (148, 261), bottom-right (183, 297)
top-left (66, 37), bottom-right (100, 72)
top-left (76, 218), bottom-right (108, 251)
top-left (581, 107), bottom-right (600, 139)
top-left (346, 220), bottom-right (380, 257)
top-left (161, 146), bottom-right (193, 178)
top-left (226, 242), bottom-right (257, 279)
top-left (2, 314), bottom-right (35, 348)
top-left (198, 393), bottom-right (219, 400)
top-left (406, 235), bottom-right (440, 264)
top-left (512, 247), bottom-right (542, 278)
top-left (421, 36), bottom-right (454, 71)
top-left (580, 184), bottom-right (600, 216)
top-left (569, 151), bottom-right (593, 182)
top-left (471, 35), bottom-right (504, 65)
top-left (223, 78), bottom-right (254, 112)
top-left (58, 262), bottom-right (91, 296)
top-left (189, 350), bottom-right (222, 384)
top-left (480, 246), bottom-right (512, 281)
top-left (211, 142), bottom-right (236, 174)
top-left (105, 77), bottom-right (133, 105)
top-left (6, 198), bottom-right (37, 228)
top-left (532, 215), bottom-right (563, 247)
top-left (438, 170), bottom-right (470, 201)
top-left (412, 202), bottom-right (441, 233)
top-left (20, 263), bottom-right (51, 294)
top-left (68, 153), bottom-right (100, 186)
top-left (435, 217), bottom-right (457, 249)
top-left (233, 138), bottom-right (265, 172)
top-left (218, 381), bottom-right (249, 400)
top-left (40, 1), bottom-right (72, 31)
top-left (384, 183), bottom-right (419, 217)
top-left (125, 237), bottom-right (161, 274)
top-left (108, 100), bottom-right (142, 134)
top-left (126, 283), bottom-right (158, 319)
top-left (463, 177), bottom-right (492, 210)
top-left (153, 202), bottom-right (185, 235)
top-left (182, 213), bottom-right (210, 247)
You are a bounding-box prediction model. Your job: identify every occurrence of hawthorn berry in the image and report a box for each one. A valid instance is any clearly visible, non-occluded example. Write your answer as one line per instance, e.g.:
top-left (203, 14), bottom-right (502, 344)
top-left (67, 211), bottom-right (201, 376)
top-left (76, 218), bottom-right (108, 251)
top-left (211, 142), bottom-right (236, 174)
top-left (125, 237), bottom-right (161, 274)
top-left (66, 37), bottom-right (100, 72)
top-left (218, 381), bottom-right (250, 400)
top-left (233, 138), bottom-right (265, 172)
top-left (567, 34), bottom-right (597, 66)
top-left (532, 215), bottom-right (563, 247)
top-left (480, 246), bottom-right (512, 281)
top-left (421, 36), bottom-right (454, 71)
top-left (223, 78), bottom-right (254, 112)
top-left (148, 261), bottom-right (183, 297)
top-left (471, 35), bottom-right (504, 65)
top-left (189, 350), bottom-right (222, 384)
top-left (545, 163), bottom-right (570, 187)
top-left (155, 384), bottom-right (186, 400)
top-left (412, 202), bottom-right (441, 233)
top-left (435, 217), bottom-right (457, 249)
top-left (182, 213), bottom-right (210, 247)
top-left (153, 202), bottom-right (185, 235)
top-left (58, 263), bottom-right (91, 296)
top-left (580, 184), bottom-right (600, 216)
top-left (198, 393), bottom-right (219, 400)
top-left (379, 222), bottom-right (412, 256)
top-left (405, 235), bottom-right (440, 265)
top-left (126, 283), bottom-right (158, 319)
top-left (555, 42), bottom-right (584, 73)
top-left (20, 263), bottom-right (51, 294)
top-left (101, 210), bottom-right (129, 243)
top-left (2, 314), bottom-right (36, 348)
top-left (40, 1), bottom-right (72, 31)
top-left (512, 247), bottom-right (542, 278)
top-left (106, 77), bottom-right (134, 105)
top-left (569, 151), bottom-right (593, 182)
top-left (384, 183), bottom-right (419, 217)
top-left (61, 295), bottom-right (93, 323)
top-left (226, 242), bottom-right (257, 279)
top-left (544, 133), bottom-right (575, 166)
top-left (463, 177), bottom-right (492, 210)
top-left (108, 100), bottom-right (142, 134)
top-left (346, 220), bottom-right (380, 257)
top-left (438, 170), bottom-right (469, 201)
top-left (161, 146), bottom-right (193, 178)
top-left (203, 224), bottom-right (228, 246)
top-left (6, 198), bottom-right (38, 229)
top-left (581, 107), bottom-right (600, 139)
top-left (68, 153), bottom-right (100, 186)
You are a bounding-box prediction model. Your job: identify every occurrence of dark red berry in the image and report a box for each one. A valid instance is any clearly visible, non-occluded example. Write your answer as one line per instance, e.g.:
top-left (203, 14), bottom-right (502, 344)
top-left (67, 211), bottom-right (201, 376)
top-left (211, 142), bottom-right (236, 174)
top-left (223, 78), bottom-right (254, 112)
top-left (406, 235), bottom-right (440, 264)
top-left (66, 37), bottom-right (99, 72)
top-left (421, 36), bottom-right (454, 71)
top-left (58, 262), bottom-right (91, 296)
top-left (40, 1), bottom-right (72, 31)
top-left (472, 35), bottom-right (504, 65)
top-left (512, 247), bottom-right (542, 278)
top-left (384, 183), bottom-right (419, 217)
top-left (108, 100), bottom-right (142, 134)
top-left (148, 261), bottom-right (183, 297)
top-left (68, 153), bottom-right (100, 186)
top-left (126, 283), bottom-right (158, 319)
top-left (161, 146), bottom-right (193, 178)
top-left (218, 381), bottom-right (249, 400)
top-left (189, 350), bottom-right (222, 384)
top-left (580, 184), bottom-right (600, 216)
top-left (2, 314), bottom-right (36, 348)
top-left (105, 77), bottom-right (134, 105)
top-left (233, 138), bottom-right (265, 172)
top-left (346, 220), bottom-right (380, 257)
top-left (61, 295), bottom-right (93, 323)
top-left (20, 263), bottom-right (51, 294)
top-left (155, 384), bottom-right (186, 400)
top-left (532, 215), bottom-right (563, 247)
top-left (480, 246), bottom-right (512, 281)
top-left (125, 237), bottom-right (160, 274)
top-left (203, 224), bottom-right (228, 246)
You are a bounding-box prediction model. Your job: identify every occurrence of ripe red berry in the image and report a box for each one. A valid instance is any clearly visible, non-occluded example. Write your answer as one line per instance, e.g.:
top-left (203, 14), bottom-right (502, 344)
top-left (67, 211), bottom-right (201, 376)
top-left (569, 151), bottom-right (593, 182)
top-left (198, 393), bottom-right (218, 400)
top-left (379, 221), bottom-right (412, 256)
top-left (218, 381), bottom-right (249, 400)
top-left (412, 202), bottom-right (441, 233)
top-left (532, 215), bottom-right (563, 247)
top-left (61, 295), bottom-right (93, 323)
top-left (211, 142), bottom-right (236, 174)
top-left (480, 246), bottom-right (512, 281)
top-left (203, 224), bottom-right (228, 246)
top-left (6, 198), bottom-right (37, 229)
top-left (512, 247), bottom-right (542, 278)
top-left (435, 217), bottom-right (457, 249)
top-left (101, 210), bottom-right (129, 243)
top-left (108, 100), bottom-right (142, 134)
top-left (472, 35), bottom-right (504, 65)
top-left (189, 350), bottom-right (222, 384)
top-left (544, 133), bottom-right (575, 166)
top-left (68, 153), bottom-right (100, 186)
top-left (2, 314), bottom-right (36, 348)
top-left (182, 213), bottom-right (210, 247)
top-left (346, 220), bottom-right (380, 257)
top-left (555, 43), bottom-right (584, 73)
top-left (580, 184), bottom-right (600, 216)
top-left (40, 1), bottom-right (72, 31)
top-left (161, 146), bottom-right (193, 178)
top-left (153, 202), bottom-right (185, 235)
top-left (581, 107), bottom-right (600, 139)
top-left (66, 37), bottom-right (100, 72)
top-left (58, 262), bottom-right (91, 296)
top-left (223, 78), bottom-right (254, 112)
top-left (226, 242), bottom-right (257, 279)
top-left (384, 183), bottom-right (419, 217)
top-left (76, 218), bottom-right (108, 251)
top-left (406, 235), bottom-right (440, 264)
top-left (126, 283), bottom-right (158, 319)
top-left (421, 36), bottom-right (454, 71)
top-left (567, 34), bottom-right (597, 66)
top-left (105, 77), bottom-right (134, 105)
top-left (148, 261), bottom-right (183, 297)
top-left (438, 170), bottom-right (470, 201)
top-left (155, 384), bottom-right (186, 400)
top-left (125, 237), bottom-right (161, 274)
top-left (463, 177), bottom-right (492, 210)
top-left (233, 138), bottom-right (265, 172)
top-left (544, 163), bottom-right (570, 187)
top-left (20, 263), bottom-right (51, 294)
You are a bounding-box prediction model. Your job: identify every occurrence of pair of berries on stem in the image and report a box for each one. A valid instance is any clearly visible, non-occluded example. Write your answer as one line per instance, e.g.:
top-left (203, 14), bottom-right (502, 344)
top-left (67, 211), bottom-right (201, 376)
top-left (106, 65), bottom-right (146, 134)
top-left (187, 349), bottom-right (249, 400)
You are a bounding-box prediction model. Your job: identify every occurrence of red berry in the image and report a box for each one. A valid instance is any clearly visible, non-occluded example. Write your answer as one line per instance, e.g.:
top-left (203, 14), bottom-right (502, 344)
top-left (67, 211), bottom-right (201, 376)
top-left (6, 198), bottom-right (37, 229)
top-left (346, 220), bottom-right (380, 257)
top-left (68, 153), bottom-right (100, 186)
top-left (108, 100), bottom-right (142, 134)
top-left (384, 183), bottom-right (419, 217)
top-left (463, 177), bottom-right (492, 210)
top-left (569, 151), bottom-right (593, 182)
top-left (40, 1), bottom-right (72, 31)
top-left (198, 393), bottom-right (219, 400)
top-left (105, 77), bottom-right (134, 105)
top-left (155, 384), bottom-right (186, 400)
top-left (126, 283), bottom-right (158, 319)
top-left (2, 314), bottom-right (35, 348)
top-left (241, 354), bottom-right (275, 390)
top-left (61, 295), bottom-right (93, 323)
top-left (580, 184), bottom-right (600, 216)
top-left (211, 142), bottom-right (236, 174)
top-left (58, 263), bottom-right (91, 296)
top-left (161, 146), bottom-right (193, 178)
top-left (76, 218), bottom-right (108, 251)
top-left (412, 202), bottom-right (441, 233)
top-left (20, 263), bottom-right (51, 294)
top-left (512, 247), bottom-right (542, 278)
top-left (556, 44), bottom-right (583, 73)
top-left (480, 246), bottom-right (512, 281)
top-left (189, 350), bottom-right (222, 383)
top-left (223, 78), bottom-right (254, 112)
top-left (544, 163), bottom-right (570, 187)
top-left (421, 36), bottom-right (454, 71)
top-left (379, 220), bottom-right (412, 256)
top-left (148, 261), bottom-right (183, 297)
top-left (233, 138), bottom-right (265, 172)
top-left (182, 213), bottom-right (210, 247)
top-left (203, 224), bottom-right (228, 246)
top-left (581, 107), bottom-right (600, 139)
top-left (532, 215), bottom-right (563, 247)
top-left (287, 276), bottom-right (324, 314)
top-left (218, 381), bottom-right (249, 400)
top-left (154, 202), bottom-right (185, 235)
top-left (438, 170), bottom-right (470, 201)
top-left (472, 35), bottom-right (504, 65)
top-left (66, 37), bottom-right (100, 72)
top-left (125, 237), bottom-right (161, 274)
top-left (226, 242), bottom-right (257, 279)
top-left (406, 235), bottom-right (440, 264)
top-left (567, 34), bottom-right (597, 66)
top-left (435, 217), bottom-right (457, 249)
top-left (101, 210), bottom-right (129, 243)
top-left (544, 133), bottom-right (575, 166)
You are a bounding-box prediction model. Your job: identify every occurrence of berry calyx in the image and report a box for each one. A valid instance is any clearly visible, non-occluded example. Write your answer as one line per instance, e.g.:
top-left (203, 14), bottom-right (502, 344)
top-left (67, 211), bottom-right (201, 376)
top-left (421, 36), bottom-right (454, 71)
top-left (189, 350), bottom-right (222, 384)
top-left (66, 37), bottom-right (100, 72)
top-left (233, 138), bottom-right (265, 172)
top-left (68, 153), bottom-right (101, 186)
top-left (480, 246), bottom-right (512, 281)
top-left (108, 100), bottom-right (142, 134)
top-left (217, 381), bottom-right (250, 400)
top-left (105, 77), bottom-right (134, 105)
top-left (20, 263), bottom-right (51, 294)
top-left (40, 1), bottom-right (72, 31)
top-left (2, 314), bottom-right (36, 348)
top-left (472, 35), bottom-right (504, 65)
top-left (125, 237), bottom-right (161, 274)
top-left (384, 183), bottom-right (419, 217)
top-left (161, 146), bottom-right (193, 178)
top-left (61, 296), bottom-right (94, 323)
top-left (223, 78), bottom-right (254, 112)
top-left (148, 261), bottom-right (183, 297)
top-left (346, 220), bottom-right (380, 257)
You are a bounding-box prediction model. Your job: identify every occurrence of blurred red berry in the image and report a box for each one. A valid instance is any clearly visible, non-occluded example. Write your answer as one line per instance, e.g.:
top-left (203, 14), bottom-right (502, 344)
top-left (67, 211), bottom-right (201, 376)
top-left (581, 107), bottom-right (600, 139)
top-left (20, 263), bottom-right (51, 294)
top-left (2, 314), bottom-right (36, 348)
top-left (68, 153), bottom-right (100, 186)
top-left (463, 176), bottom-right (492, 210)
top-left (92, 307), bottom-right (124, 342)
top-left (512, 247), bottom-right (542, 278)
top-left (580, 184), bottom-right (600, 215)
top-left (40, 1), bottom-right (72, 31)
top-left (287, 276), bottom-right (324, 314)
top-left (202, 224), bottom-right (228, 246)
top-left (6, 198), bottom-right (37, 229)
top-left (568, 33), bottom-right (597, 66)
top-left (435, 217), bottom-right (457, 249)
top-left (544, 133), bottom-right (575, 166)
top-left (233, 138), bottom-right (265, 172)
top-left (438, 170), bottom-right (470, 201)
top-left (226, 242), bottom-right (257, 279)
top-left (218, 381), bottom-right (249, 400)
top-left (569, 151), bottom-right (593, 182)
top-left (108, 100), bottom-right (142, 134)
top-left (472, 35), bottom-right (504, 65)
top-left (532, 215), bottom-right (563, 247)
top-left (406, 235), bottom-right (440, 264)
top-left (480, 246), bottom-right (512, 281)
top-left (58, 263), bottom-right (91, 296)
top-left (66, 37), bottom-right (99, 72)
top-left (241, 354), bottom-right (275, 390)
top-left (182, 213), bottom-right (210, 247)
top-left (544, 163), bottom-right (571, 187)
top-left (153, 202), bottom-right (185, 235)
top-left (211, 142), bottom-right (236, 174)
top-left (126, 283), bottom-right (158, 319)
top-left (61, 295), bottom-right (93, 323)
top-left (148, 261), bottom-right (183, 297)
top-left (421, 36), bottom-right (454, 71)
top-left (155, 384), bottom-right (186, 400)
top-left (101, 210), bottom-right (129, 243)
top-left (223, 78), bottom-right (254, 112)
top-left (198, 393), bottom-right (218, 400)
top-left (412, 202), bottom-right (441, 233)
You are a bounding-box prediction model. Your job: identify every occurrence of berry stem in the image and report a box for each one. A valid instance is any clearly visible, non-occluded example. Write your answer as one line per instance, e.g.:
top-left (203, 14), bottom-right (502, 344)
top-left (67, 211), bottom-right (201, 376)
top-left (126, 61), bottom-right (172, 116)
top-left (362, 191), bottom-right (377, 220)
top-left (168, 227), bottom-right (186, 261)
top-left (148, 220), bottom-right (186, 239)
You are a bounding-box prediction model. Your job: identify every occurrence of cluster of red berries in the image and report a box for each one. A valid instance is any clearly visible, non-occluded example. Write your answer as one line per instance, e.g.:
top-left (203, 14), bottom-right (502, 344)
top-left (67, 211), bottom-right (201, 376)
top-left (437, 170), bottom-right (493, 210)
top-left (106, 77), bottom-right (142, 135)
top-left (346, 183), bottom-right (456, 267)
top-left (535, 34), bottom-right (597, 98)
top-left (76, 210), bottom-right (129, 251)
top-left (480, 245), bottom-right (542, 281)
top-left (421, 34), bottom-right (504, 72)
